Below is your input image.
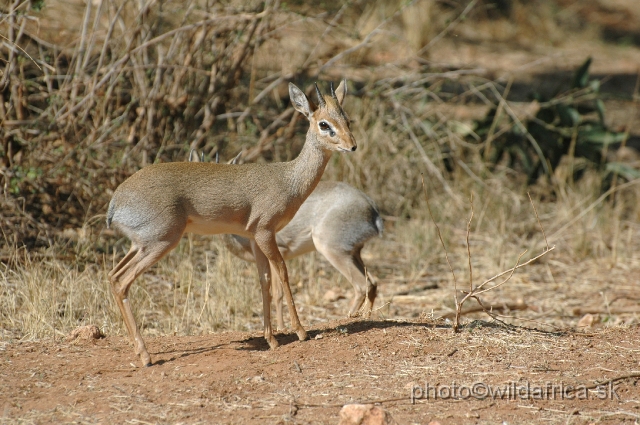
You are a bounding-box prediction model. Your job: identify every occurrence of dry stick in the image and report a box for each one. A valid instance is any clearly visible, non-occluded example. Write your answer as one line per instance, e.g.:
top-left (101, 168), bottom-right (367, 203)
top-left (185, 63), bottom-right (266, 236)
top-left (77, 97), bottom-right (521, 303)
top-left (381, 68), bottom-right (486, 97)
top-left (222, 2), bottom-right (277, 126)
top-left (77, 0), bottom-right (107, 124)
top-left (68, 0), bottom-right (93, 107)
top-left (8, 14), bottom-right (27, 121)
top-left (458, 249), bottom-right (527, 314)
top-left (242, 108), bottom-right (295, 161)
top-left (0, 33), bottom-right (41, 73)
top-left (416, 0), bottom-right (478, 57)
top-left (528, 192), bottom-right (549, 250)
top-left (420, 174), bottom-right (460, 328)
top-left (466, 193), bottom-right (474, 294)
top-left (82, 0), bottom-right (105, 72)
top-left (0, 0), bottom-right (20, 89)
top-left (318, 0), bottom-right (420, 75)
top-left (300, 0), bottom-right (350, 70)
top-left (476, 246), bottom-right (554, 296)
top-left (441, 301), bottom-right (527, 319)
top-left (232, 18), bottom-right (266, 125)
top-left (90, 1), bottom-right (125, 123)
top-left (469, 283), bottom-right (563, 328)
top-left (402, 111), bottom-right (457, 202)
top-left (483, 77), bottom-right (513, 162)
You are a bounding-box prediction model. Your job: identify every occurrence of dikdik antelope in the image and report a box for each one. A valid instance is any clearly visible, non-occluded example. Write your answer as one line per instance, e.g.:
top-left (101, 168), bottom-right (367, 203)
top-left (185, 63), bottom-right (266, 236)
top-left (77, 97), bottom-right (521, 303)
top-left (222, 181), bottom-right (383, 326)
top-left (106, 81), bottom-right (356, 366)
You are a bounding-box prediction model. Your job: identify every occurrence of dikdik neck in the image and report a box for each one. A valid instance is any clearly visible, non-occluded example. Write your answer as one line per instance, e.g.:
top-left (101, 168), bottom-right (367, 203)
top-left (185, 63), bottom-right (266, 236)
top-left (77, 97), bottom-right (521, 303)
top-left (287, 129), bottom-right (333, 200)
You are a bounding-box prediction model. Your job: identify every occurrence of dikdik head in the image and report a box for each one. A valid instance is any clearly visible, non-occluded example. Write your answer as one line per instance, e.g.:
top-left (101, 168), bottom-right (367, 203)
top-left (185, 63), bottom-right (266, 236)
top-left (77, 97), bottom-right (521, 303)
top-left (288, 80), bottom-right (357, 153)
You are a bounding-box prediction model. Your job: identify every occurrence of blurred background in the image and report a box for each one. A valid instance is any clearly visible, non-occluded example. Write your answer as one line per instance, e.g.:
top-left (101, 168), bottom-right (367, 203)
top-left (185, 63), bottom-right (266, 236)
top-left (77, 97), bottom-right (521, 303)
top-left (1, 0), bottom-right (639, 340)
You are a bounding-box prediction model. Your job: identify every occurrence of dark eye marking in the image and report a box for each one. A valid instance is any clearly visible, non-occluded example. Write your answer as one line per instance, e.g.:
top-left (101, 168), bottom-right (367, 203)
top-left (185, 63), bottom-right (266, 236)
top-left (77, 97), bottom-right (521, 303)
top-left (319, 121), bottom-right (330, 131)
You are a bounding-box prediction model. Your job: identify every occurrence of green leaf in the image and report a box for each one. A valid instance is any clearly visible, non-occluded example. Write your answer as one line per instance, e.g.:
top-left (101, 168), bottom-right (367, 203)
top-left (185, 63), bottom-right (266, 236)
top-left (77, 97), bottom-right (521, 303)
top-left (31, 0), bottom-right (45, 11)
top-left (578, 127), bottom-right (626, 146)
top-left (605, 162), bottom-right (640, 181)
top-left (557, 104), bottom-right (581, 127)
top-left (572, 57), bottom-right (592, 89)
top-left (595, 99), bottom-right (606, 125)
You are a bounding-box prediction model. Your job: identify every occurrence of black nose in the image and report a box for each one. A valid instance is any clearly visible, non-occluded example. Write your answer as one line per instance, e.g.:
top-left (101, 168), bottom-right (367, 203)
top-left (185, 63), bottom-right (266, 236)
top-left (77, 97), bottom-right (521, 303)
top-left (351, 146), bottom-right (357, 151)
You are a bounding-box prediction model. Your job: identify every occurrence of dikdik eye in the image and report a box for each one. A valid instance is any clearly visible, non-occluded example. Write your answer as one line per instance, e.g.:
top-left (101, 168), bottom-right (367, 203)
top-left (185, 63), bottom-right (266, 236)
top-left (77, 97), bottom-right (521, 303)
top-left (319, 121), bottom-right (330, 131)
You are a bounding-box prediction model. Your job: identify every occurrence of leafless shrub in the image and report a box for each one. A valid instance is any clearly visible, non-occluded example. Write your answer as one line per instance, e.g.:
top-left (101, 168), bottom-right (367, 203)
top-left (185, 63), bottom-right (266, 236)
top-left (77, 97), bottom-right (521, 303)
top-left (421, 175), bottom-right (555, 331)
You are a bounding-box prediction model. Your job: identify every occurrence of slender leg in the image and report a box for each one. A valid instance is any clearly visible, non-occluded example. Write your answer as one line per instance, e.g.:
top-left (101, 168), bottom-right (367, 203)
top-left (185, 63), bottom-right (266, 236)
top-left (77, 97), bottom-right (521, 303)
top-left (316, 243), bottom-right (375, 317)
top-left (272, 268), bottom-right (286, 331)
top-left (108, 246), bottom-right (138, 280)
top-left (250, 240), bottom-right (278, 349)
top-left (254, 231), bottom-right (308, 342)
top-left (354, 249), bottom-right (377, 316)
top-left (109, 239), bottom-right (180, 367)
top-left (108, 246), bottom-right (139, 341)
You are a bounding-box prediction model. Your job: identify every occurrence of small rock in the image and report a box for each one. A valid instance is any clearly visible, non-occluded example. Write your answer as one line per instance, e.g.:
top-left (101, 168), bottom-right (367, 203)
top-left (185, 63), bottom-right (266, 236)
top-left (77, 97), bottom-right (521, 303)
top-left (577, 313), bottom-right (596, 328)
top-left (338, 404), bottom-right (397, 425)
top-left (315, 334), bottom-right (324, 340)
top-left (324, 289), bottom-right (343, 302)
top-left (66, 325), bottom-right (104, 342)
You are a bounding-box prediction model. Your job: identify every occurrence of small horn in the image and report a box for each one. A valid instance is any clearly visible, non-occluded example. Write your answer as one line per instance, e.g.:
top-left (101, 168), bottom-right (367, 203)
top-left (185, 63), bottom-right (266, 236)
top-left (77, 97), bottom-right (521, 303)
top-left (315, 82), bottom-right (326, 108)
top-left (330, 82), bottom-right (337, 101)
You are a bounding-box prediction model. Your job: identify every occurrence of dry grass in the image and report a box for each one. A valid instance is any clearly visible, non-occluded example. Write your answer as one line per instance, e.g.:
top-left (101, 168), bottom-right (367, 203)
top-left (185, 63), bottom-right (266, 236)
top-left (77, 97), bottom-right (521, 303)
top-left (3, 164), bottom-right (640, 341)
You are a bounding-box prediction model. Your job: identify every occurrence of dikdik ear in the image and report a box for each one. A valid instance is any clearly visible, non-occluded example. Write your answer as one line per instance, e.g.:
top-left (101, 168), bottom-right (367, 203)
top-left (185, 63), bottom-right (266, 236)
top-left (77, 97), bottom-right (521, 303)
top-left (289, 83), bottom-right (313, 118)
top-left (335, 79), bottom-right (347, 105)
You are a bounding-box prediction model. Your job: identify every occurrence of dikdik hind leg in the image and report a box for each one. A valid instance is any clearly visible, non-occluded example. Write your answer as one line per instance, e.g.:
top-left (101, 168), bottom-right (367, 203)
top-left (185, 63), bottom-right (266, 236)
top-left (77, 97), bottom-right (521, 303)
top-left (109, 246), bottom-right (140, 339)
top-left (109, 239), bottom-right (180, 367)
top-left (254, 231), bottom-right (308, 343)
top-left (317, 244), bottom-right (377, 317)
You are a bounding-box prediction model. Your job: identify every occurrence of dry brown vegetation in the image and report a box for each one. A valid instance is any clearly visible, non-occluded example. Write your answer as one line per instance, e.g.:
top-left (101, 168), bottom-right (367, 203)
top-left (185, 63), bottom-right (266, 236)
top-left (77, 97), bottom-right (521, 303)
top-left (1, 0), bottom-right (640, 423)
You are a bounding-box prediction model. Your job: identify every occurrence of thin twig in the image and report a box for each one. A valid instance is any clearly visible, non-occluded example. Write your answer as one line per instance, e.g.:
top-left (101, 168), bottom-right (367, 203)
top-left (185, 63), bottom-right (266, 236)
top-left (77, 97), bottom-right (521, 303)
top-left (474, 247), bottom-right (555, 295)
top-left (416, 0), bottom-right (479, 56)
top-left (0, 33), bottom-right (41, 71)
top-left (420, 174), bottom-right (460, 328)
top-left (470, 250), bottom-right (527, 299)
top-left (528, 192), bottom-right (549, 250)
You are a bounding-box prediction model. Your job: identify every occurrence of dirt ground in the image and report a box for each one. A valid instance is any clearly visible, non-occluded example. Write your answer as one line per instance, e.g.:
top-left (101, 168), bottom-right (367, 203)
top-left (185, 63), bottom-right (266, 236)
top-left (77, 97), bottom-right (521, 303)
top-left (2, 253), bottom-right (640, 424)
top-left (1, 319), bottom-right (639, 424)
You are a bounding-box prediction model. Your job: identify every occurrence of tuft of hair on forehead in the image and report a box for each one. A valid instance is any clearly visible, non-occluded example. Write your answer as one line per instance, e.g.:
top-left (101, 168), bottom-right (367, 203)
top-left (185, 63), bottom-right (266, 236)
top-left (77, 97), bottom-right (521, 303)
top-left (318, 97), bottom-right (350, 125)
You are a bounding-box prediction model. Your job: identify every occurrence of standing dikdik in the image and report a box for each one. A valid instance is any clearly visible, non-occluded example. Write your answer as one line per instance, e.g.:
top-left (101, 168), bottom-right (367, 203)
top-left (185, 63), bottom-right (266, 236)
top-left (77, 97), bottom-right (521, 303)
top-left (222, 181), bottom-right (383, 327)
top-left (106, 81), bottom-right (356, 366)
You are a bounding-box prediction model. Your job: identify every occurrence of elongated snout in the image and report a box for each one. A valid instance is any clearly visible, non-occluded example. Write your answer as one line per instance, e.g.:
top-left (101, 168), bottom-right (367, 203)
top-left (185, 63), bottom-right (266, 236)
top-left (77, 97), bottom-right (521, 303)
top-left (341, 134), bottom-right (357, 152)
